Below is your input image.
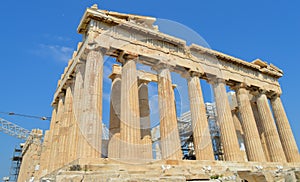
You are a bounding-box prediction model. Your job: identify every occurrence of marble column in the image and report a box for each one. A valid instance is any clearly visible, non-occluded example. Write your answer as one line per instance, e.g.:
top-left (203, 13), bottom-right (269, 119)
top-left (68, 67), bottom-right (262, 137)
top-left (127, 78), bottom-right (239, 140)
top-left (211, 78), bottom-right (242, 161)
top-left (256, 92), bottom-right (286, 162)
top-left (187, 73), bottom-right (214, 160)
top-left (80, 49), bottom-right (104, 158)
top-left (65, 79), bottom-right (78, 163)
top-left (138, 80), bottom-right (153, 160)
top-left (157, 66), bottom-right (182, 160)
top-left (49, 93), bottom-right (65, 171)
top-left (45, 104), bottom-right (57, 171)
top-left (58, 81), bottom-right (74, 166)
top-left (120, 59), bottom-right (141, 160)
top-left (251, 102), bottom-right (271, 162)
top-left (73, 62), bottom-right (85, 159)
top-left (108, 71), bottom-right (121, 158)
top-left (231, 109), bottom-right (248, 162)
top-left (270, 94), bottom-right (300, 162)
top-left (38, 130), bottom-right (50, 177)
top-left (235, 86), bottom-right (266, 162)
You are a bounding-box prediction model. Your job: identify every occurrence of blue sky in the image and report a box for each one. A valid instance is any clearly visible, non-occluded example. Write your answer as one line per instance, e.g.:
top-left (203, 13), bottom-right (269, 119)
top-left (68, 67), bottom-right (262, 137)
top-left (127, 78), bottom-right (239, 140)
top-left (0, 0), bottom-right (299, 178)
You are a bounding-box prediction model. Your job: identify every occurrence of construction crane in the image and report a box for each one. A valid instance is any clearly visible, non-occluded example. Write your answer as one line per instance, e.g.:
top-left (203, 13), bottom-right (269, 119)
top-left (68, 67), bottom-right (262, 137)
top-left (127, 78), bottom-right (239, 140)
top-left (0, 118), bottom-right (31, 140)
top-left (0, 112), bottom-right (50, 182)
top-left (0, 111), bottom-right (51, 121)
top-left (0, 111), bottom-right (50, 140)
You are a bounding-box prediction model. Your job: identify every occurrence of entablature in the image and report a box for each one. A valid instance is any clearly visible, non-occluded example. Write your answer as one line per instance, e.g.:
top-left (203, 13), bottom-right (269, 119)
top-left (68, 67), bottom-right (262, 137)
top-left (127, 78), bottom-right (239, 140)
top-left (52, 6), bottom-right (284, 105)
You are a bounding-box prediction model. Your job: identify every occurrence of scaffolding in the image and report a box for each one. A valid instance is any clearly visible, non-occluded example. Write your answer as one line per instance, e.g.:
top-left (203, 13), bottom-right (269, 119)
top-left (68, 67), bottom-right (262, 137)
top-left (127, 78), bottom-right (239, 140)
top-left (151, 102), bottom-right (225, 160)
top-left (8, 144), bottom-right (23, 182)
top-left (177, 103), bottom-right (224, 160)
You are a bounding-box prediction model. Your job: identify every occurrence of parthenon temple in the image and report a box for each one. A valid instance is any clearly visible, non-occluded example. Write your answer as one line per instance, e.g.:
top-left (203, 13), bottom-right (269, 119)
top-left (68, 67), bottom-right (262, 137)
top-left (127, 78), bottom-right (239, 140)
top-left (18, 4), bottom-right (300, 182)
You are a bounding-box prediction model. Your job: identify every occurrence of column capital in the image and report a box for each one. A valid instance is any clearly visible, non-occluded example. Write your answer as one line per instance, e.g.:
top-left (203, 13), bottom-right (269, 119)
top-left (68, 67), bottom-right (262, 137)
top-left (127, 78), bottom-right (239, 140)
top-left (138, 78), bottom-right (151, 86)
top-left (207, 77), bottom-right (226, 85)
top-left (75, 59), bottom-right (85, 69)
top-left (269, 91), bottom-right (282, 100)
top-left (71, 61), bottom-right (85, 78)
top-left (152, 63), bottom-right (171, 73)
top-left (77, 57), bottom-right (85, 63)
top-left (189, 71), bottom-right (202, 78)
top-left (117, 51), bottom-right (139, 65)
top-left (109, 64), bottom-right (122, 81)
top-left (58, 92), bottom-right (65, 99)
top-left (251, 88), bottom-right (267, 97)
top-left (52, 103), bottom-right (58, 109)
top-left (231, 82), bottom-right (249, 91)
top-left (259, 88), bottom-right (268, 95)
top-left (65, 79), bottom-right (75, 87)
top-left (85, 41), bottom-right (107, 53)
top-left (181, 70), bottom-right (203, 79)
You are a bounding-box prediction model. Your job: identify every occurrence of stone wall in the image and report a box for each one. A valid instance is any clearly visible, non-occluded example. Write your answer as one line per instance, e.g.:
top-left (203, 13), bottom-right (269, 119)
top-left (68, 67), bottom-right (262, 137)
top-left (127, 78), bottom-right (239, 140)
top-left (17, 129), bottom-right (43, 182)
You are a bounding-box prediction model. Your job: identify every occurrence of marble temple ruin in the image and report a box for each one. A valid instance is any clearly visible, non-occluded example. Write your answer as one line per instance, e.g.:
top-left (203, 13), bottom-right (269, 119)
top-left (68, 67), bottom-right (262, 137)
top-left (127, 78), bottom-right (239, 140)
top-left (17, 4), bottom-right (300, 182)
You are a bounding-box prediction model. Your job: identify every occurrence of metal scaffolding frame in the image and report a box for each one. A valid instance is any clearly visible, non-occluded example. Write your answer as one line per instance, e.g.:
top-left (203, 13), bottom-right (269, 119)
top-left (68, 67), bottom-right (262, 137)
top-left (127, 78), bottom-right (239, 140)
top-left (0, 118), bottom-right (30, 140)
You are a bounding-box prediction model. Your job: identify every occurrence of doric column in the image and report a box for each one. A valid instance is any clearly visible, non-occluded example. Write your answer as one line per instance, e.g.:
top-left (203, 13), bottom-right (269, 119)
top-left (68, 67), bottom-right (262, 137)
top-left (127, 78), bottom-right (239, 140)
top-left (109, 71), bottom-right (121, 138)
top-left (270, 94), bottom-right (300, 162)
top-left (251, 102), bottom-right (271, 161)
top-left (45, 104), bottom-right (57, 171)
top-left (231, 109), bottom-right (247, 162)
top-left (58, 80), bottom-right (74, 166)
top-left (211, 78), bottom-right (242, 161)
top-left (139, 80), bottom-right (151, 140)
top-left (120, 59), bottom-right (142, 160)
top-left (108, 69), bottom-right (121, 158)
top-left (256, 91), bottom-right (286, 162)
top-left (73, 62), bottom-right (85, 159)
top-left (66, 79), bottom-right (78, 163)
top-left (187, 73), bottom-right (214, 160)
top-left (37, 130), bottom-right (50, 177)
top-left (138, 80), bottom-right (153, 160)
top-left (157, 66), bottom-right (182, 160)
top-left (49, 93), bottom-right (64, 171)
top-left (235, 85), bottom-right (266, 162)
top-left (80, 49), bottom-right (104, 158)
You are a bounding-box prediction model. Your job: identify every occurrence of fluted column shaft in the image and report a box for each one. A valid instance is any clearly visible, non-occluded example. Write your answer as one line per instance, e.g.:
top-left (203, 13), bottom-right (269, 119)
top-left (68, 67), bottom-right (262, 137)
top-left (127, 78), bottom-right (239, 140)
top-left (187, 75), bottom-right (214, 160)
top-left (49, 94), bottom-right (64, 171)
top-left (80, 50), bottom-right (104, 158)
top-left (251, 102), bottom-right (271, 161)
top-left (73, 63), bottom-right (85, 159)
top-left (109, 76), bottom-right (121, 137)
top-left (157, 67), bottom-right (182, 160)
top-left (108, 74), bottom-right (121, 158)
top-left (46, 105), bottom-right (57, 171)
top-left (231, 110), bottom-right (247, 161)
top-left (58, 83), bottom-right (74, 167)
top-left (236, 87), bottom-right (266, 162)
top-left (138, 81), bottom-right (153, 160)
top-left (120, 59), bottom-right (141, 159)
top-left (212, 79), bottom-right (242, 161)
top-left (256, 92), bottom-right (286, 162)
top-left (38, 130), bottom-right (50, 177)
top-left (271, 95), bottom-right (300, 162)
top-left (139, 81), bottom-right (151, 139)
top-left (65, 81), bottom-right (77, 164)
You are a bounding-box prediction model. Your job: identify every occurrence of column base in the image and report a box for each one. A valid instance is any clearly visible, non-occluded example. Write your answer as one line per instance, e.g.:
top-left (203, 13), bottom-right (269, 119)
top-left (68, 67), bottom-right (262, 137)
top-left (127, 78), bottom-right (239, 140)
top-left (39, 158), bottom-right (300, 182)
